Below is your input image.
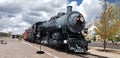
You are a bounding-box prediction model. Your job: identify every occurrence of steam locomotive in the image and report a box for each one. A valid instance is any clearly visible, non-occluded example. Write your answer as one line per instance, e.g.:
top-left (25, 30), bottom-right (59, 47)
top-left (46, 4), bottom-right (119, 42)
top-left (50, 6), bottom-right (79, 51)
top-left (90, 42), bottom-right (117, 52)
top-left (23, 6), bottom-right (88, 53)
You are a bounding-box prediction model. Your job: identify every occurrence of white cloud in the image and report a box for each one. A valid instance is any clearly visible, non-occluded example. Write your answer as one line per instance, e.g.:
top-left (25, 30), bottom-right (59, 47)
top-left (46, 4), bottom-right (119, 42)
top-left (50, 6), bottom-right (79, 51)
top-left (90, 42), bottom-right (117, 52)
top-left (0, 0), bottom-right (67, 34)
top-left (0, 0), bottom-right (103, 34)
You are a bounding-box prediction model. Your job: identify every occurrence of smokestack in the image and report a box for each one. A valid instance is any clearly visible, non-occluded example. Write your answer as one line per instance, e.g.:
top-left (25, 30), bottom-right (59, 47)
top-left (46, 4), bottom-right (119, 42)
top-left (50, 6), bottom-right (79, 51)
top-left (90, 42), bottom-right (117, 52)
top-left (67, 6), bottom-right (72, 14)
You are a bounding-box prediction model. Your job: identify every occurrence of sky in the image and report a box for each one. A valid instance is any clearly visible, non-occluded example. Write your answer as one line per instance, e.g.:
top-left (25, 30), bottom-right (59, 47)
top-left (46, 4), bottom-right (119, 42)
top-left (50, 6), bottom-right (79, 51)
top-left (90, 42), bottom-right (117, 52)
top-left (0, 0), bottom-right (119, 34)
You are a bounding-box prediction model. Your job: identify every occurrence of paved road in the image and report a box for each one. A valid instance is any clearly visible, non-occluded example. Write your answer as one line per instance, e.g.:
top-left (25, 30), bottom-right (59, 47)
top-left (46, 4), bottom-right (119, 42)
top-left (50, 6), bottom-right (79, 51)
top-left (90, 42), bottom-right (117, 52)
top-left (0, 37), bottom-right (52, 58)
top-left (0, 37), bottom-right (120, 58)
top-left (89, 42), bottom-right (120, 49)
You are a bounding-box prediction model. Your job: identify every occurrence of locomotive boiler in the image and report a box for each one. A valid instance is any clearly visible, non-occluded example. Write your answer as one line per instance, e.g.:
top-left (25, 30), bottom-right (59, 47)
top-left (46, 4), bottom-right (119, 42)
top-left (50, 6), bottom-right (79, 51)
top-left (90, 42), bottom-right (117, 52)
top-left (25, 6), bottom-right (88, 53)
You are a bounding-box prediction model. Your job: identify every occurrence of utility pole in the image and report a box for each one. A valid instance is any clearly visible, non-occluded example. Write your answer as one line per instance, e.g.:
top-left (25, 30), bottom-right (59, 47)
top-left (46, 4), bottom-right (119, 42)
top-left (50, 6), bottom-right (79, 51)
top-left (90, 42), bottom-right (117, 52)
top-left (103, 0), bottom-right (107, 10)
top-left (102, 0), bottom-right (107, 51)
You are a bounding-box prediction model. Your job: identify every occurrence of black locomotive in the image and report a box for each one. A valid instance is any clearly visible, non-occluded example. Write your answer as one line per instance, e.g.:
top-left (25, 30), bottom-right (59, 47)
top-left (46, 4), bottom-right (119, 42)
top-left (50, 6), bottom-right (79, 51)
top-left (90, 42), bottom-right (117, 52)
top-left (24, 6), bottom-right (88, 53)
